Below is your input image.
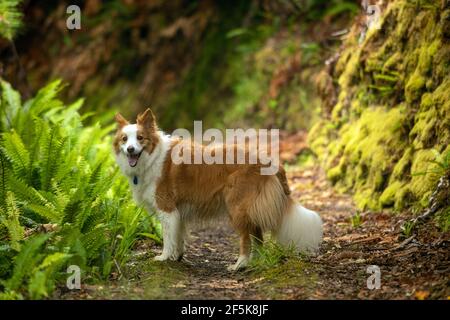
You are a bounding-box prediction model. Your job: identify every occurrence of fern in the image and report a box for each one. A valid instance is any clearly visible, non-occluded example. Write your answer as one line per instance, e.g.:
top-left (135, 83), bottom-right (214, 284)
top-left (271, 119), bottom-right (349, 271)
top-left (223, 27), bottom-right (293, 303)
top-left (40, 125), bottom-right (66, 191)
top-left (0, 79), bottom-right (159, 299)
top-left (0, 0), bottom-right (23, 41)
top-left (7, 176), bottom-right (52, 209)
top-left (1, 131), bottom-right (30, 180)
top-left (0, 79), bottom-right (21, 130)
top-left (0, 150), bottom-right (9, 208)
top-left (0, 192), bottom-right (24, 251)
top-left (26, 80), bottom-right (65, 116)
top-left (4, 234), bottom-right (49, 291)
top-left (28, 252), bottom-right (71, 299)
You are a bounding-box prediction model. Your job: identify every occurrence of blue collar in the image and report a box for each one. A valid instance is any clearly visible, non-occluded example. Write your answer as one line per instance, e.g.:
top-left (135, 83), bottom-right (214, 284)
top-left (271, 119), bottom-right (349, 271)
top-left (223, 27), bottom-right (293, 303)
top-left (133, 176), bottom-right (138, 185)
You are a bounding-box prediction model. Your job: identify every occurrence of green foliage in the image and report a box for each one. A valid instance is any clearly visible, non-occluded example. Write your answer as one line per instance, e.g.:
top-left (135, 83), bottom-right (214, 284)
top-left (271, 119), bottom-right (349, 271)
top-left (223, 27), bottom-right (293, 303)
top-left (309, 1), bottom-right (450, 212)
top-left (0, 79), bottom-right (159, 299)
top-left (436, 206), bottom-right (450, 233)
top-left (401, 220), bottom-right (415, 238)
top-left (248, 239), bottom-right (298, 273)
top-left (0, 0), bottom-right (23, 40)
top-left (350, 212), bottom-right (362, 228)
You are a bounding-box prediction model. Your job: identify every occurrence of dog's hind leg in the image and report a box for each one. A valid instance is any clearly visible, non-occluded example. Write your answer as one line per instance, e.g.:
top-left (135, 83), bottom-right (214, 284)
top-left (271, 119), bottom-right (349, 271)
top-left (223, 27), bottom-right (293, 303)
top-left (250, 227), bottom-right (263, 259)
top-left (225, 170), bottom-right (265, 271)
top-left (154, 210), bottom-right (186, 261)
top-left (228, 230), bottom-right (251, 271)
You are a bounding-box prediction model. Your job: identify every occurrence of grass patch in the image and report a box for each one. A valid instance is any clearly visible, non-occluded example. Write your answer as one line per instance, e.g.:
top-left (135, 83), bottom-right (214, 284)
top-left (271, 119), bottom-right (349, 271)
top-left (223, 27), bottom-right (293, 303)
top-left (350, 211), bottom-right (363, 228)
top-left (246, 238), bottom-right (319, 299)
top-left (248, 239), bottom-right (298, 273)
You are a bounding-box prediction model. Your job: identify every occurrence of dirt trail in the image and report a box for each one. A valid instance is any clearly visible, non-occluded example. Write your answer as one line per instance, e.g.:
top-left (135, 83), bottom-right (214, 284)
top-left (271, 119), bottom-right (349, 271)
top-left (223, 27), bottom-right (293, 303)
top-left (61, 166), bottom-right (449, 300)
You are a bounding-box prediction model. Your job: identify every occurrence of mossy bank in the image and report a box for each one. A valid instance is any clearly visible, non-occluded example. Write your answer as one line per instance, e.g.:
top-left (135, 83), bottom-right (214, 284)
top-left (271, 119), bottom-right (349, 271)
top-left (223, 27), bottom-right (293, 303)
top-left (309, 0), bottom-right (450, 212)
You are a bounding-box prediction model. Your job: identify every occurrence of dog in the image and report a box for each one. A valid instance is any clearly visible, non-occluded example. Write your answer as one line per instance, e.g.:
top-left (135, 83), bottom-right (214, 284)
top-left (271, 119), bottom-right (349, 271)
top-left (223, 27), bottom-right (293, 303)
top-left (113, 108), bottom-right (323, 270)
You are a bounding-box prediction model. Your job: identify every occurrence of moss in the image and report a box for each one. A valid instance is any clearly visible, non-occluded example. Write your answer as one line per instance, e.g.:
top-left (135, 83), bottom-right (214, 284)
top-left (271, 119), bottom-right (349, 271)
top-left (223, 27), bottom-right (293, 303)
top-left (409, 149), bottom-right (439, 206)
top-left (354, 188), bottom-right (381, 211)
top-left (327, 164), bottom-right (345, 183)
top-left (310, 0), bottom-right (449, 212)
top-left (410, 105), bottom-right (438, 149)
top-left (380, 181), bottom-right (404, 207)
top-left (251, 259), bottom-right (319, 299)
top-left (383, 52), bottom-right (402, 72)
top-left (337, 48), bottom-right (361, 88)
top-left (392, 147), bottom-right (413, 180)
top-left (321, 106), bottom-right (408, 209)
top-left (394, 186), bottom-right (414, 211)
top-left (405, 71), bottom-right (426, 104)
top-left (411, 78), bottom-right (450, 148)
top-left (308, 120), bottom-right (335, 162)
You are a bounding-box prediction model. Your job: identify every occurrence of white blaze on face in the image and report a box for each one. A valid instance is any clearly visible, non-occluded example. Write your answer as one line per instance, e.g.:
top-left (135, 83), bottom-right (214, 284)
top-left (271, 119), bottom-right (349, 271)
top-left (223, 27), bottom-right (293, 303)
top-left (121, 124), bottom-right (143, 167)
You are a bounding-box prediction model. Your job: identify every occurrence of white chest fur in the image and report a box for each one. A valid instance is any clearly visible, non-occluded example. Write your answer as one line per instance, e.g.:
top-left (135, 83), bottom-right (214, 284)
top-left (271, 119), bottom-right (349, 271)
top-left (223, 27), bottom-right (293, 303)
top-left (115, 132), bottom-right (172, 211)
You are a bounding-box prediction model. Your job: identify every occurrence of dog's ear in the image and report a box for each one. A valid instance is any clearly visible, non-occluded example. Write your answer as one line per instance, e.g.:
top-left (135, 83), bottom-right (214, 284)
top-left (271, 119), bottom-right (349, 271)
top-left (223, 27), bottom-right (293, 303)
top-left (115, 113), bottom-right (129, 128)
top-left (137, 108), bottom-right (157, 130)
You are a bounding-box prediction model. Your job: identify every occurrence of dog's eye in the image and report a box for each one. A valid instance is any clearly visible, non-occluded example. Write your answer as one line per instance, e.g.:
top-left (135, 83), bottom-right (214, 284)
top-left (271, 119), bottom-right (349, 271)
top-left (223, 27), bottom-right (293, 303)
top-left (122, 136), bottom-right (127, 142)
top-left (137, 135), bottom-right (143, 141)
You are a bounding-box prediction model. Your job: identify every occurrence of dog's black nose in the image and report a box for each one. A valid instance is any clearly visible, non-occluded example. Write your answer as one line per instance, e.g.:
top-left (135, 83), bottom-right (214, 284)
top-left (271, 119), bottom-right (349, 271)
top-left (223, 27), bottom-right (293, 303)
top-left (127, 146), bottom-right (135, 154)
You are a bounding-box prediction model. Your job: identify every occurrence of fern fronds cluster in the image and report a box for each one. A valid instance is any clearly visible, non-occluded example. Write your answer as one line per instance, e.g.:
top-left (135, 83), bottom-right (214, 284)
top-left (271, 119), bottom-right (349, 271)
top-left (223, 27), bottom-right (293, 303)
top-left (0, 79), bottom-right (159, 299)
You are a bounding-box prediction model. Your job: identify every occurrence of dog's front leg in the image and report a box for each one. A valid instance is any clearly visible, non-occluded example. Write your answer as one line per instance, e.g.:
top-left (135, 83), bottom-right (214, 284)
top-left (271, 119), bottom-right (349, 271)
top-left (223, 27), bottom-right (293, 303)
top-left (154, 210), bottom-right (185, 261)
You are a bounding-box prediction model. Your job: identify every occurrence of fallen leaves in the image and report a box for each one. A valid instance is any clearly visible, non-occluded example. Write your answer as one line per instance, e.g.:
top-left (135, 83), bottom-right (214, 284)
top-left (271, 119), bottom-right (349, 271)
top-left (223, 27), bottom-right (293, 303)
top-left (415, 290), bottom-right (430, 300)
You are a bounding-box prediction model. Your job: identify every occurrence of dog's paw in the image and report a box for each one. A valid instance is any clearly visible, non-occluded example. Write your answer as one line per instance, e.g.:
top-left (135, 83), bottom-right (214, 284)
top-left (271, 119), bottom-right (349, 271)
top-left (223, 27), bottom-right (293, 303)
top-left (154, 254), bottom-right (169, 261)
top-left (227, 255), bottom-right (249, 271)
top-left (154, 251), bottom-right (183, 262)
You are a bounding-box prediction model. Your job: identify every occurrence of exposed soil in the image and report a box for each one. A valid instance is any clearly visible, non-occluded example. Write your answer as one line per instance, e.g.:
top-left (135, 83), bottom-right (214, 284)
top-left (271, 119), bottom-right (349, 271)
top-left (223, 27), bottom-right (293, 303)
top-left (60, 165), bottom-right (449, 300)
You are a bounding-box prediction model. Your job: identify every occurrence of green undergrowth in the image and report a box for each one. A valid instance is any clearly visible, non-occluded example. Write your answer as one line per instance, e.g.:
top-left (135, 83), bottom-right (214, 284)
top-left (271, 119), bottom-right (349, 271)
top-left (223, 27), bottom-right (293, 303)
top-left (0, 79), bottom-right (160, 299)
top-left (246, 239), bottom-right (318, 298)
top-left (309, 0), bottom-right (450, 213)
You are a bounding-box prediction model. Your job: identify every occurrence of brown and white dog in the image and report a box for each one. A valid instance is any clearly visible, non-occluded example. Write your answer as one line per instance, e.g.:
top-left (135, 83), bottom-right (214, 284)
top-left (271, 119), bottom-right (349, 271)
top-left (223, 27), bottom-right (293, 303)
top-left (114, 108), bottom-right (323, 270)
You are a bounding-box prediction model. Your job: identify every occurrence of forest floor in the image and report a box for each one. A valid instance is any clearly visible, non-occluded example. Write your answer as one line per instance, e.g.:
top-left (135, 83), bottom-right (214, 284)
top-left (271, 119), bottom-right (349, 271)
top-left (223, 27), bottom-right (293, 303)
top-left (60, 163), bottom-right (449, 300)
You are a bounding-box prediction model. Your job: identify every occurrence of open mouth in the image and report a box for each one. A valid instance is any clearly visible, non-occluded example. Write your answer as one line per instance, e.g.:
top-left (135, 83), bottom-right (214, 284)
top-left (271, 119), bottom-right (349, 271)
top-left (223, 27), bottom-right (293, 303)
top-left (127, 152), bottom-right (142, 167)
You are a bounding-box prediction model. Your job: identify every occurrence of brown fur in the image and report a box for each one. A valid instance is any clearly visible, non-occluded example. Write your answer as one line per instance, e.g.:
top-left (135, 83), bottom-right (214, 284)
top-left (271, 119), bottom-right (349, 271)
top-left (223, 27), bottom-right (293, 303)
top-left (154, 139), bottom-right (291, 258)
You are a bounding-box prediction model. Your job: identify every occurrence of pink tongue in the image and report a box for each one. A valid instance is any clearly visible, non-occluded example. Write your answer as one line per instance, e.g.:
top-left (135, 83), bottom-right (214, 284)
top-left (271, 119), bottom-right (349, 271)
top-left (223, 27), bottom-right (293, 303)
top-left (128, 155), bottom-right (138, 167)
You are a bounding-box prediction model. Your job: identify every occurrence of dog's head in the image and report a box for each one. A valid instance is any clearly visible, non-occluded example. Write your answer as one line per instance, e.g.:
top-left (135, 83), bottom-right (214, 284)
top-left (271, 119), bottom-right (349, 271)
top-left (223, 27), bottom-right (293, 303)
top-left (113, 108), bottom-right (159, 168)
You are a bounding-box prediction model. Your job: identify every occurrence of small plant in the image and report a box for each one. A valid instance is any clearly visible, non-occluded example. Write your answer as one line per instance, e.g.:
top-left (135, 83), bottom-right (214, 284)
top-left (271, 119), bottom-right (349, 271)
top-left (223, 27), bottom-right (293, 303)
top-left (248, 238), bottom-right (298, 273)
top-left (412, 149), bottom-right (450, 182)
top-left (436, 206), bottom-right (450, 232)
top-left (350, 211), bottom-right (362, 228)
top-left (401, 221), bottom-right (415, 238)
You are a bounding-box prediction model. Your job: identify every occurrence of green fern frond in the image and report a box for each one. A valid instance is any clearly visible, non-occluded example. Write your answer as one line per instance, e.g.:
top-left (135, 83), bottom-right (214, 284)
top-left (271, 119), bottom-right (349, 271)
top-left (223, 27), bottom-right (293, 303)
top-left (5, 233), bottom-right (49, 291)
top-left (26, 204), bottom-right (60, 224)
top-left (27, 271), bottom-right (47, 299)
top-left (39, 124), bottom-right (66, 191)
top-left (7, 175), bottom-right (55, 213)
top-left (80, 204), bottom-right (104, 233)
top-left (26, 118), bottom-right (44, 187)
top-left (62, 199), bottom-right (84, 225)
top-left (0, 192), bottom-right (25, 251)
top-left (50, 181), bottom-right (70, 212)
top-left (0, 150), bottom-right (9, 208)
top-left (0, 0), bottom-right (23, 41)
top-left (26, 80), bottom-right (65, 116)
top-left (0, 130), bottom-right (30, 180)
top-left (81, 224), bottom-right (108, 260)
top-left (50, 98), bottom-right (85, 130)
top-left (0, 79), bottom-right (22, 130)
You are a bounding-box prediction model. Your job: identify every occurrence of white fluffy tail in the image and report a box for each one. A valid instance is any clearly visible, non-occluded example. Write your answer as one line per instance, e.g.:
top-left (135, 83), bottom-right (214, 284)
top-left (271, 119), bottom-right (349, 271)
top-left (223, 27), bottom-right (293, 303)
top-left (275, 203), bottom-right (323, 255)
